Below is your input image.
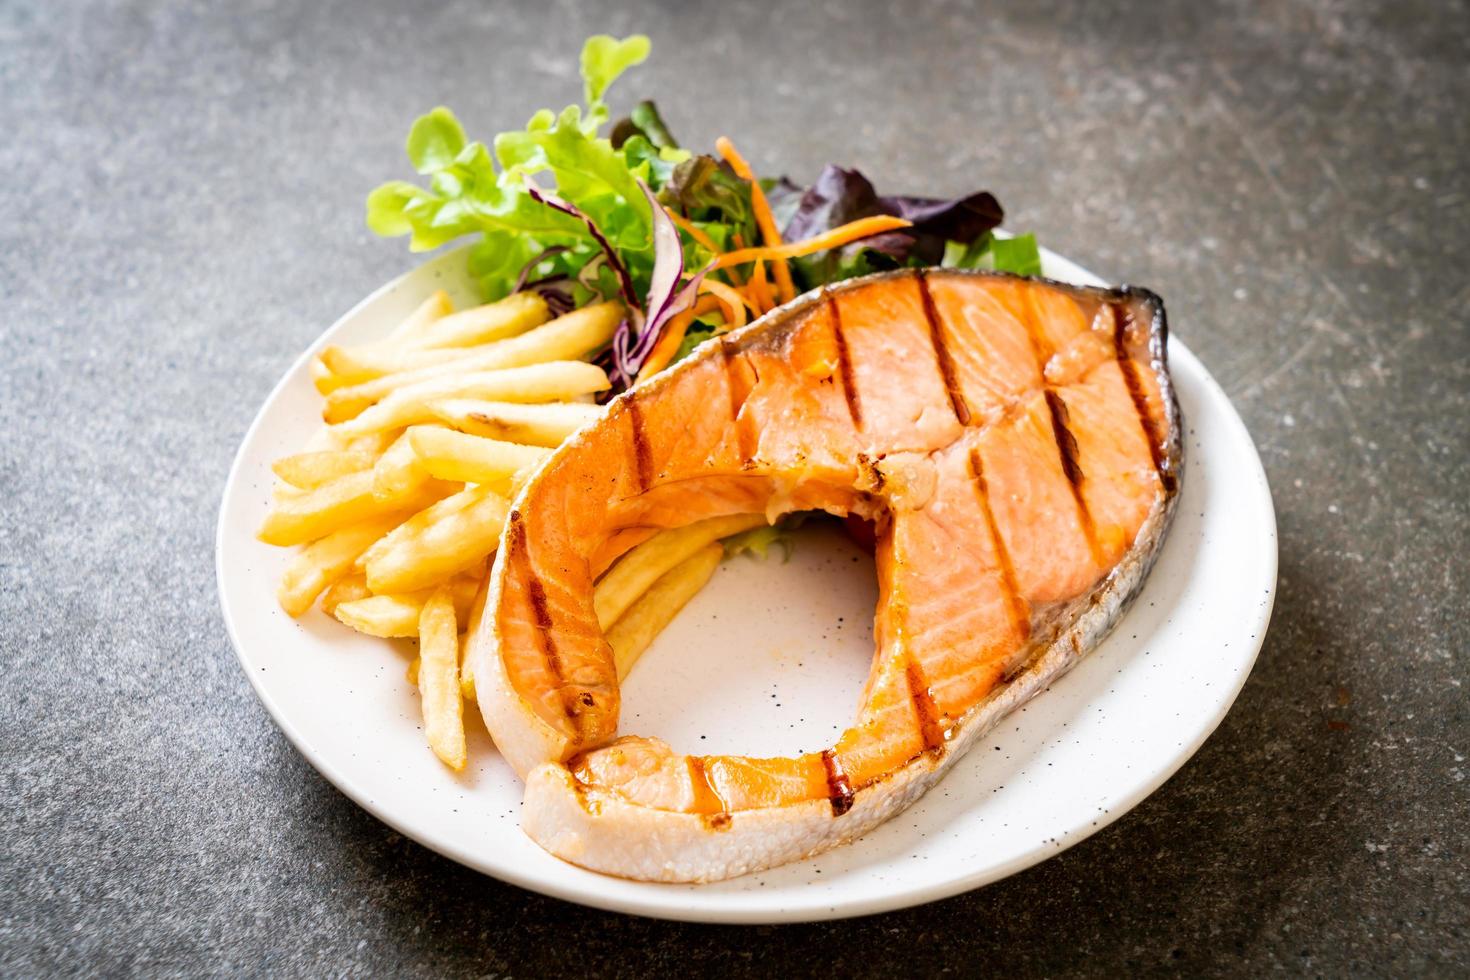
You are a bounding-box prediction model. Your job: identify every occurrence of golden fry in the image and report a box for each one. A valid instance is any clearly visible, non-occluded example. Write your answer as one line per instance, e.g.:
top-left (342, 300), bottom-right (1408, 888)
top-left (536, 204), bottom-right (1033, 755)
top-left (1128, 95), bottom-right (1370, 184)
top-left (418, 586), bottom-right (466, 770)
top-left (408, 427), bottom-right (550, 487)
top-left (275, 515), bottom-right (405, 617)
top-left (372, 429), bottom-right (431, 499)
top-left (606, 543), bottom-right (723, 680)
top-left (320, 293), bottom-right (550, 383)
top-left (408, 291), bottom-right (549, 350)
top-left (331, 570), bottom-right (482, 638)
top-left (272, 449), bottom-right (375, 489)
top-left (387, 289), bottom-right (455, 342)
top-left (315, 291), bottom-right (453, 393)
top-left (427, 399), bottom-right (601, 447)
top-left (362, 484), bottom-right (509, 594)
top-left (322, 301), bottom-right (622, 422)
top-left (459, 575), bottom-right (492, 702)
top-left (593, 514), bottom-right (765, 629)
top-left (327, 361), bottom-right (610, 439)
top-left (319, 573), bottom-right (372, 616)
top-left (345, 429), bottom-right (401, 456)
top-left (257, 470), bottom-right (456, 547)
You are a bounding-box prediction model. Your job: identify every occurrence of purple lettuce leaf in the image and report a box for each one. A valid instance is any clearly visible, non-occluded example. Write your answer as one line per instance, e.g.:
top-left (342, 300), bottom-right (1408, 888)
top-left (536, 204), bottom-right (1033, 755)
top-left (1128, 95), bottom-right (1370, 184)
top-left (524, 181), bottom-right (641, 315)
top-left (779, 165), bottom-right (1003, 285)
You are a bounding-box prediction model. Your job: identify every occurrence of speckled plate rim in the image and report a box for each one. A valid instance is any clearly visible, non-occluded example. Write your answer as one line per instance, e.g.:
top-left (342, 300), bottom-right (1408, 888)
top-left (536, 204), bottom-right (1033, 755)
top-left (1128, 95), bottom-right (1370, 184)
top-left (217, 244), bottom-right (1277, 923)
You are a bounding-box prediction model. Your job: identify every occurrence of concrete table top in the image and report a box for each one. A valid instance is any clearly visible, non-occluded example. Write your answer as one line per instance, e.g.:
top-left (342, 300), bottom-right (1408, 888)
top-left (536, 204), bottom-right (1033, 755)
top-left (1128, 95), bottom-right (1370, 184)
top-left (2, 0), bottom-right (1465, 974)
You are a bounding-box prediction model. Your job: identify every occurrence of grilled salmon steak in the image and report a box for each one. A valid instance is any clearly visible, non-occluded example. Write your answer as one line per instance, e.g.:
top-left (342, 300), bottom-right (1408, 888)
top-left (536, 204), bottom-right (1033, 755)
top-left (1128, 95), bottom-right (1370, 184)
top-left (469, 268), bottom-right (1182, 882)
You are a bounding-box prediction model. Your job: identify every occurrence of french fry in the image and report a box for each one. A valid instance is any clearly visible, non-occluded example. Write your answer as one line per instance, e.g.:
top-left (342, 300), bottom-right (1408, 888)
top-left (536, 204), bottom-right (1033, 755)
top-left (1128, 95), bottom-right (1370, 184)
top-left (272, 449), bottom-right (376, 489)
top-left (346, 429), bottom-right (401, 456)
top-left (418, 586), bottom-right (466, 770)
top-left (428, 399), bottom-right (601, 447)
top-left (320, 573), bottom-right (372, 616)
top-left (405, 291), bottom-right (550, 350)
top-left (331, 571), bottom-right (483, 638)
top-left (408, 427), bottom-right (550, 487)
top-left (322, 301), bottom-right (622, 422)
top-left (606, 543), bottom-right (723, 680)
top-left (320, 293), bottom-right (551, 383)
top-left (309, 356), bottom-right (333, 390)
top-left (314, 291), bottom-right (453, 393)
top-left (257, 469), bottom-right (457, 547)
top-left (372, 430), bottom-right (430, 499)
top-left (362, 484), bottom-right (509, 593)
top-left (327, 361), bottom-right (610, 440)
top-left (593, 514), bottom-right (765, 629)
top-left (386, 290), bottom-right (455, 342)
top-left (459, 575), bottom-right (492, 701)
top-left (276, 515), bottom-right (407, 616)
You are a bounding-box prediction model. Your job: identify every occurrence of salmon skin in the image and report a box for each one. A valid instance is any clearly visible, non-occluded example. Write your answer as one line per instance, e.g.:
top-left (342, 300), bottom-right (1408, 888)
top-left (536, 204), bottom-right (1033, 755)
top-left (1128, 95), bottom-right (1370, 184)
top-left (469, 268), bottom-right (1183, 882)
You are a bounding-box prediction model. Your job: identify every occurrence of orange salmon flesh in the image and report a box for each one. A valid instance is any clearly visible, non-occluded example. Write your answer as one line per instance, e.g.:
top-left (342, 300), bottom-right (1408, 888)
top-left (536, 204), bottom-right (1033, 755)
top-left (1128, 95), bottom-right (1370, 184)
top-left (471, 268), bottom-right (1182, 874)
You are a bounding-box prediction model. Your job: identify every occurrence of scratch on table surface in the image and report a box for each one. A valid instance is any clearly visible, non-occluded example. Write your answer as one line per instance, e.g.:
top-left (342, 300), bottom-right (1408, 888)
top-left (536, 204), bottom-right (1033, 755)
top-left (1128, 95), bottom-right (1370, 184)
top-left (1207, 87), bottom-right (1304, 232)
top-left (1236, 332), bottom-right (1321, 400)
top-left (1325, 375), bottom-right (1386, 498)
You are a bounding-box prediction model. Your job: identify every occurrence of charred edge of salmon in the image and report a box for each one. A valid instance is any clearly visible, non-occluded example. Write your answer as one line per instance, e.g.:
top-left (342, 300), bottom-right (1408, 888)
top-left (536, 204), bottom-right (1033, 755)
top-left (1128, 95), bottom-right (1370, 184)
top-left (819, 749), bottom-right (855, 817)
top-left (1108, 298), bottom-right (1178, 495)
top-left (521, 489), bottom-right (1183, 883)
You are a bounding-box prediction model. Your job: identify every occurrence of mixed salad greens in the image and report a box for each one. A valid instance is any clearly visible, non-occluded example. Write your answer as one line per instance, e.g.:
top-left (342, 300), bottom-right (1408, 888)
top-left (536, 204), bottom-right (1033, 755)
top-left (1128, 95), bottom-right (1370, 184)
top-left (367, 34), bottom-right (1042, 396)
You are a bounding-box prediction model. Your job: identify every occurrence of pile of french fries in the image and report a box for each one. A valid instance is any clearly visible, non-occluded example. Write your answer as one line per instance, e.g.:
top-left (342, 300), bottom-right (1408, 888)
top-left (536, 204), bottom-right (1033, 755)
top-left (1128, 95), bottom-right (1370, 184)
top-left (260, 289), bottom-right (764, 771)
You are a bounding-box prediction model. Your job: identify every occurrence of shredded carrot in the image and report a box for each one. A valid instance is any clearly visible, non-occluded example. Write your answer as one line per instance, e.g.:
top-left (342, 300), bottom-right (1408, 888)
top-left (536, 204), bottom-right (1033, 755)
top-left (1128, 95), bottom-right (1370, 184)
top-left (667, 211), bottom-right (721, 255)
top-left (748, 260), bottom-right (777, 314)
top-left (716, 137), bottom-right (796, 305)
top-left (710, 215), bottom-right (912, 271)
top-left (637, 294), bottom-right (723, 382)
top-left (699, 279), bottom-right (751, 328)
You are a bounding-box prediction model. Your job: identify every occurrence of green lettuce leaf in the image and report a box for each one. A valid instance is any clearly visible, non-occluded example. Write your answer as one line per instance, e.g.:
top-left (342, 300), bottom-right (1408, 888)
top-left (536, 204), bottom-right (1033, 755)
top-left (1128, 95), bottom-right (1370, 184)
top-left (580, 34), bottom-right (651, 131)
top-left (942, 231), bottom-right (1043, 276)
top-left (367, 34), bottom-right (663, 301)
top-left (405, 107), bottom-right (467, 174)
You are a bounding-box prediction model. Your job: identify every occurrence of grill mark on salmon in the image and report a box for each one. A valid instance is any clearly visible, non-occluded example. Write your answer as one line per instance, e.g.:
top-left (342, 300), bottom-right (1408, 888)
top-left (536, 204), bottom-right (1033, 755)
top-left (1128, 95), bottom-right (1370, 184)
top-left (1110, 302), bottom-right (1176, 494)
top-left (1044, 388), bottom-right (1104, 568)
top-left (917, 271), bottom-right (972, 426)
top-left (820, 749), bottom-right (855, 817)
top-left (509, 511), bottom-right (580, 740)
top-left (827, 292), bottom-right (862, 428)
top-left (1044, 389), bottom-right (1084, 487)
top-left (905, 654), bottom-right (947, 755)
top-left (967, 447), bottom-right (1031, 643)
top-left (1014, 285), bottom-right (1052, 371)
top-left (720, 339), bottom-right (758, 463)
top-left (627, 396), bottom-right (653, 490)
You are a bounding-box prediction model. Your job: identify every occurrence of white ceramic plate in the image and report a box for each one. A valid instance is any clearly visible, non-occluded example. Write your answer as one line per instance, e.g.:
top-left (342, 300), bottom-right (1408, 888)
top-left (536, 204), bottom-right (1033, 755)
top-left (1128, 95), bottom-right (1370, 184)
top-left (217, 245), bottom-right (1276, 923)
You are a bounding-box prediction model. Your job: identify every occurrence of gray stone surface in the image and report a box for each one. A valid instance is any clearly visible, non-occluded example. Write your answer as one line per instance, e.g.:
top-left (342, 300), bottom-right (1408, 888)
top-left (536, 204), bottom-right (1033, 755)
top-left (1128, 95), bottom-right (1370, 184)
top-left (2, 0), bottom-right (1466, 974)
